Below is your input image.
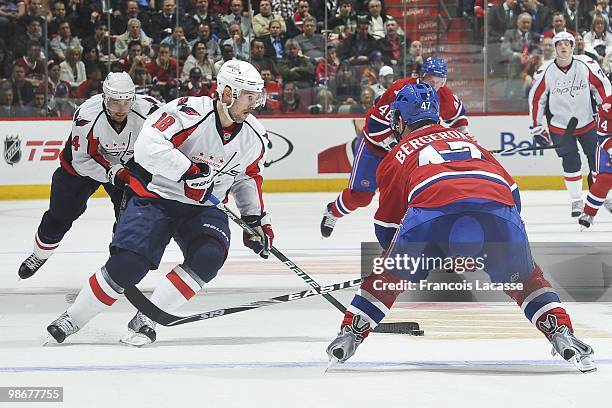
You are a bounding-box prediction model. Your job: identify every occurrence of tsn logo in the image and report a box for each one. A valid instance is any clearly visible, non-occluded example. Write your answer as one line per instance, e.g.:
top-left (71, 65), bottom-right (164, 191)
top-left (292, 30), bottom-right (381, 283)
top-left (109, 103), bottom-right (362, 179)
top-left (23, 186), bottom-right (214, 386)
top-left (25, 140), bottom-right (64, 161)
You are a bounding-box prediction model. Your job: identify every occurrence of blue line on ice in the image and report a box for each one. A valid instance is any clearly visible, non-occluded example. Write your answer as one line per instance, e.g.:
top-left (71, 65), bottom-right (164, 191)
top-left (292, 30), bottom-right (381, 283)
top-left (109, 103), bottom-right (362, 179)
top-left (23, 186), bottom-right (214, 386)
top-left (2, 359), bottom-right (611, 372)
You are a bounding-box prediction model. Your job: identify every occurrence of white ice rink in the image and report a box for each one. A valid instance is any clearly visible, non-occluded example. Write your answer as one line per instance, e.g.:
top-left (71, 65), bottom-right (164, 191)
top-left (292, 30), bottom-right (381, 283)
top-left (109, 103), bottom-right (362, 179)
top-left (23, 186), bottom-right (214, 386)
top-left (0, 191), bottom-right (610, 407)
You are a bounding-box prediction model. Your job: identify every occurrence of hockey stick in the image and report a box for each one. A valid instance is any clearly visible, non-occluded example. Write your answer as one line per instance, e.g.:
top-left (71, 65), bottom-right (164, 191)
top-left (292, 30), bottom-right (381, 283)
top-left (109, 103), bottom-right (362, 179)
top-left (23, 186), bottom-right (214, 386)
top-left (208, 194), bottom-right (349, 313)
top-left (123, 280), bottom-right (423, 334)
top-left (206, 194), bottom-right (421, 335)
top-left (490, 117), bottom-right (578, 155)
top-left (490, 144), bottom-right (560, 155)
top-left (124, 278), bottom-right (362, 326)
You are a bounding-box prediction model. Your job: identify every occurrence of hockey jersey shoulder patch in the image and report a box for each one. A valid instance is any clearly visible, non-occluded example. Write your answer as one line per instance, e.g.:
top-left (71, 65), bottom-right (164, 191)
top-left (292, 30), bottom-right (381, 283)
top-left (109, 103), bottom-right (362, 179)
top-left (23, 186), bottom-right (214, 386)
top-left (179, 105), bottom-right (200, 116)
top-left (74, 115), bottom-right (91, 127)
top-left (132, 95), bottom-right (161, 118)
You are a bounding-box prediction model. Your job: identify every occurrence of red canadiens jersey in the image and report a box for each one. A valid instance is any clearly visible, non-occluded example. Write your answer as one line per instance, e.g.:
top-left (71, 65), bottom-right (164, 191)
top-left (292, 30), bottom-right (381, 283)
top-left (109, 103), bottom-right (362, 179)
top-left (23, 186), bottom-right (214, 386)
top-left (363, 78), bottom-right (468, 155)
top-left (597, 96), bottom-right (612, 151)
top-left (375, 124), bottom-right (518, 227)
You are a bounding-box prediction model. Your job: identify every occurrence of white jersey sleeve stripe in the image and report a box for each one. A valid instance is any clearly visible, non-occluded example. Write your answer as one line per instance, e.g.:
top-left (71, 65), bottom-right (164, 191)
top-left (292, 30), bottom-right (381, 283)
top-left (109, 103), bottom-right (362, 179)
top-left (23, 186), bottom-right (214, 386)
top-left (529, 67), bottom-right (549, 127)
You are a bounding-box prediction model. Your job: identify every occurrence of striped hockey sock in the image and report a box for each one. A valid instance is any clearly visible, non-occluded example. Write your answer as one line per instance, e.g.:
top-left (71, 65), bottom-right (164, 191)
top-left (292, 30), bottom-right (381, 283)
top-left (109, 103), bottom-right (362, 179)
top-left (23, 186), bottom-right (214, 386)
top-left (342, 271), bottom-right (403, 337)
top-left (149, 265), bottom-right (204, 312)
top-left (330, 189), bottom-right (376, 218)
top-left (33, 231), bottom-right (59, 260)
top-left (506, 264), bottom-right (573, 338)
top-left (584, 173), bottom-right (612, 216)
top-left (563, 171), bottom-right (583, 201)
top-left (67, 267), bottom-right (122, 328)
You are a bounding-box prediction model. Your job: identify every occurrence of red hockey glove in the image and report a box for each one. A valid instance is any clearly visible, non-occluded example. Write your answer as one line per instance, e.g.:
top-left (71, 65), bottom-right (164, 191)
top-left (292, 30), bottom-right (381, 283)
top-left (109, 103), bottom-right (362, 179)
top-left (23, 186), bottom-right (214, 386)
top-left (107, 164), bottom-right (131, 187)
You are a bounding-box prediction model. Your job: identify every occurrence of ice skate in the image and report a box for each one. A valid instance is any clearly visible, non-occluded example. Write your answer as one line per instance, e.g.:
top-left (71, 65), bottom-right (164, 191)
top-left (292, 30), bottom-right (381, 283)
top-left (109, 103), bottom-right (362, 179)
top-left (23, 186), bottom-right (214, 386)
top-left (578, 214), bottom-right (594, 230)
top-left (603, 198), bottom-right (612, 214)
top-left (46, 312), bottom-right (80, 344)
top-left (570, 199), bottom-right (583, 217)
top-left (539, 314), bottom-right (596, 373)
top-left (18, 253), bottom-right (48, 279)
top-left (320, 203), bottom-right (338, 238)
top-left (326, 315), bottom-right (370, 366)
top-left (121, 311), bottom-right (157, 347)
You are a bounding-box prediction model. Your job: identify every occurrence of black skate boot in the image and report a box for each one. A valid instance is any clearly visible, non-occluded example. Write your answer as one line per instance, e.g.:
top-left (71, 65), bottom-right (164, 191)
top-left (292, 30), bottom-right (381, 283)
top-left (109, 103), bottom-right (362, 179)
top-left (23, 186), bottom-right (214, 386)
top-left (121, 312), bottom-right (157, 347)
top-left (539, 314), bottom-right (596, 373)
top-left (578, 213), bottom-right (594, 230)
top-left (18, 253), bottom-right (48, 279)
top-left (320, 203), bottom-right (338, 238)
top-left (46, 312), bottom-right (80, 344)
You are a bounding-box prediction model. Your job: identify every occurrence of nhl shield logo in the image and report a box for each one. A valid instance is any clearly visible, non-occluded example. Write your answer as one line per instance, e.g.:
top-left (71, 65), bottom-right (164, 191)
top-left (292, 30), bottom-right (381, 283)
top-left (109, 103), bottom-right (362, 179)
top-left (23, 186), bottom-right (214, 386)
top-left (4, 136), bottom-right (22, 166)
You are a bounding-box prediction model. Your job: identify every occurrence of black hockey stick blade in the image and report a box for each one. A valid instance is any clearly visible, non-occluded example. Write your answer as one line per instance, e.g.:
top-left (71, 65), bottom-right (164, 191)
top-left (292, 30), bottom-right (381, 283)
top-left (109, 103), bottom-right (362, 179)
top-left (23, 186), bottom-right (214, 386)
top-left (375, 322), bottom-right (424, 336)
top-left (490, 144), bottom-right (560, 154)
top-left (124, 278), bottom-right (363, 327)
top-left (564, 117), bottom-right (579, 137)
top-left (491, 117), bottom-right (577, 155)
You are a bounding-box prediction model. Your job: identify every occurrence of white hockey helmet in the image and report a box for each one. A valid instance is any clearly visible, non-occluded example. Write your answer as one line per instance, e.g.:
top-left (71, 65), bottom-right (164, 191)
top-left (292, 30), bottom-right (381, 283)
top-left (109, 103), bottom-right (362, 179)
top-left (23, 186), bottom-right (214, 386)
top-left (216, 60), bottom-right (266, 108)
top-left (103, 72), bottom-right (136, 117)
top-left (553, 31), bottom-right (575, 49)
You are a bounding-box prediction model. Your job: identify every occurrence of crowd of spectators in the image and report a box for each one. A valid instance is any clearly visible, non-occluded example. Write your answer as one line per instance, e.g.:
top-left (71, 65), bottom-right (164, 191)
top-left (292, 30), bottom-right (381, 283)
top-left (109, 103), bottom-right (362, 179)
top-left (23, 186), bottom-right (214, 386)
top-left (0, 0), bottom-right (424, 117)
top-left (4, 1), bottom-right (612, 117)
top-left (477, 0), bottom-right (612, 98)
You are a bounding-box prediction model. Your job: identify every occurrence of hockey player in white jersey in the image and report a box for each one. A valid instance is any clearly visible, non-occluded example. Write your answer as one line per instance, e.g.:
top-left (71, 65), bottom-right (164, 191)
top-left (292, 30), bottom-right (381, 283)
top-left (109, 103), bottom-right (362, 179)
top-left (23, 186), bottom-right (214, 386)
top-left (528, 31), bottom-right (612, 217)
top-left (46, 60), bottom-right (273, 346)
top-left (18, 72), bottom-right (161, 279)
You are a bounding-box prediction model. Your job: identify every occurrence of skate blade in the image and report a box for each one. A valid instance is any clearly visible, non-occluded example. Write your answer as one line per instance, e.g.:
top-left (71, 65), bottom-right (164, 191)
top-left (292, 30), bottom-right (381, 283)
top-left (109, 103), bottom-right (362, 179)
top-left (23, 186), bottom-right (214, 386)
top-left (42, 335), bottom-right (55, 346)
top-left (571, 356), bottom-right (598, 374)
top-left (120, 332), bottom-right (153, 347)
top-left (325, 357), bottom-right (339, 373)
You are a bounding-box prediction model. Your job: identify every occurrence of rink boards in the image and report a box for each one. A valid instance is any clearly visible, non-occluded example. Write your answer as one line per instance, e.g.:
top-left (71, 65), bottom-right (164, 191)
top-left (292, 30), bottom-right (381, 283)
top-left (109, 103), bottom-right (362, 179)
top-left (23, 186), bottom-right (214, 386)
top-left (0, 115), bottom-right (591, 199)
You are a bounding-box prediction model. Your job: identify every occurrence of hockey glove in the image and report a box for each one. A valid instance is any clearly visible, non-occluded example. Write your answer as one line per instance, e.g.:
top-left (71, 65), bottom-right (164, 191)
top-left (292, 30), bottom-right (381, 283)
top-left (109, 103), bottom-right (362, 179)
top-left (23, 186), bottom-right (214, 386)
top-left (107, 164), bottom-right (131, 187)
top-left (530, 125), bottom-right (552, 147)
top-left (181, 162), bottom-right (214, 202)
top-left (242, 213), bottom-right (274, 259)
top-left (456, 125), bottom-right (470, 136)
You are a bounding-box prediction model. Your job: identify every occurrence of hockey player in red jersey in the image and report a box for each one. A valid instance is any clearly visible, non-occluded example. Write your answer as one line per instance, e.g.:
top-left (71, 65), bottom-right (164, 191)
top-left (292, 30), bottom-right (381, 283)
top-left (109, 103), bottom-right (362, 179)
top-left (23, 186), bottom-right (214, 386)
top-left (320, 57), bottom-right (469, 238)
top-left (326, 83), bottom-right (596, 373)
top-left (579, 95), bottom-right (612, 228)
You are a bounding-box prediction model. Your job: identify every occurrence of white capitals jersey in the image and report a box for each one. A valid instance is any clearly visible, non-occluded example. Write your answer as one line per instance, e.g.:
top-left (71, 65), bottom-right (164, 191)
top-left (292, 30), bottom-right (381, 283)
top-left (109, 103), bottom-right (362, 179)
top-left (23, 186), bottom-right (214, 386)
top-left (529, 55), bottom-right (611, 135)
top-left (132, 96), bottom-right (268, 216)
top-left (63, 94), bottom-right (161, 182)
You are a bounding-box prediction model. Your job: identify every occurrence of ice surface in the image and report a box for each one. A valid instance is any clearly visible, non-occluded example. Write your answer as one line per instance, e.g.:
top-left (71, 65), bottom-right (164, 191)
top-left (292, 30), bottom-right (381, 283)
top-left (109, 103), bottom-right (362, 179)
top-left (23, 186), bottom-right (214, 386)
top-left (0, 192), bottom-right (610, 407)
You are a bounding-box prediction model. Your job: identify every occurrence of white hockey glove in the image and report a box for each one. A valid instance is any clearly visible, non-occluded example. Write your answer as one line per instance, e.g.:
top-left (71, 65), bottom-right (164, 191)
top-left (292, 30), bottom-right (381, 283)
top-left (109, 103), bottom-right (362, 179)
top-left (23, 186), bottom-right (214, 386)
top-left (530, 125), bottom-right (552, 147)
top-left (456, 125), bottom-right (470, 136)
